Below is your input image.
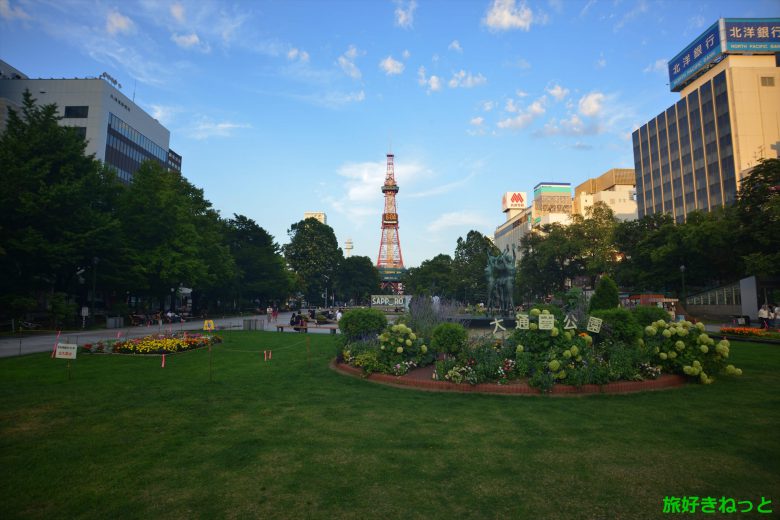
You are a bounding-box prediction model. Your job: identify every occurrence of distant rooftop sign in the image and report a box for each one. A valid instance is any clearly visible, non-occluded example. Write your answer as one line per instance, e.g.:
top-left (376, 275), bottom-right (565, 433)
top-left (668, 18), bottom-right (780, 92)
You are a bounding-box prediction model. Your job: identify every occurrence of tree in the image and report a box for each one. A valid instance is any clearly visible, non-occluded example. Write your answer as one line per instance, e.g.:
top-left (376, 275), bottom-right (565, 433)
top-left (224, 215), bottom-right (290, 307)
top-left (735, 158), bottom-right (780, 277)
top-left (452, 230), bottom-right (499, 304)
top-left (401, 254), bottom-right (455, 298)
top-left (0, 90), bottom-right (122, 320)
top-left (516, 224), bottom-right (580, 302)
top-left (335, 256), bottom-right (380, 304)
top-left (569, 202), bottom-right (618, 286)
top-left (589, 275), bottom-right (619, 311)
top-left (283, 218), bottom-right (343, 304)
top-left (117, 162), bottom-right (232, 311)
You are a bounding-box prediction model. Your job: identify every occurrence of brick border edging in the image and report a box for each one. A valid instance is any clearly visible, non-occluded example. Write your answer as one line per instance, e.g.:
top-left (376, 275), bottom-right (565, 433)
top-left (331, 360), bottom-right (687, 396)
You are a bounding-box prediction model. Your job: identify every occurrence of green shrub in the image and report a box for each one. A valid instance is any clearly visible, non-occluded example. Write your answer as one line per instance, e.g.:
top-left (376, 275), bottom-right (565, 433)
top-left (431, 322), bottom-right (467, 356)
top-left (589, 276), bottom-right (619, 311)
top-left (528, 303), bottom-right (564, 321)
top-left (630, 305), bottom-right (673, 326)
top-left (590, 308), bottom-right (642, 346)
top-left (339, 308), bottom-right (387, 340)
top-left (642, 318), bottom-right (743, 384)
top-left (353, 351), bottom-right (382, 375)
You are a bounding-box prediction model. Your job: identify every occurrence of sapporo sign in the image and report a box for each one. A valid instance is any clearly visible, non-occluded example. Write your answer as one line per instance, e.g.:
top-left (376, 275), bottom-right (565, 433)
top-left (371, 295), bottom-right (407, 307)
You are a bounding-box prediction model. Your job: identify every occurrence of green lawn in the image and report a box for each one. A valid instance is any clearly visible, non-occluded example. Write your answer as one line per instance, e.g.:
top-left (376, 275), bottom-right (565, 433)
top-left (1, 332), bottom-right (778, 519)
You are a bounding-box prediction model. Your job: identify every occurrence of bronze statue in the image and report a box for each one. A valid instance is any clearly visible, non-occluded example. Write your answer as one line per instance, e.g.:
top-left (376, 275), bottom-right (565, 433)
top-left (485, 244), bottom-right (516, 315)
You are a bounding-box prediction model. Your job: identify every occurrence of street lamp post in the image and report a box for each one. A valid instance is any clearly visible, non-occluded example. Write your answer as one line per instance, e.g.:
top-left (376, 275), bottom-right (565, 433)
top-left (323, 275), bottom-right (329, 308)
top-left (680, 264), bottom-right (686, 311)
top-left (91, 257), bottom-right (99, 323)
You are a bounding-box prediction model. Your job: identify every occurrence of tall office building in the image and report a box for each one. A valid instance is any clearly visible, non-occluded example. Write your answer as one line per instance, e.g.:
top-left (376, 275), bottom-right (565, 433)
top-left (573, 168), bottom-right (637, 221)
top-left (0, 60), bottom-right (181, 183)
top-left (632, 19), bottom-right (780, 222)
top-left (494, 183), bottom-right (572, 254)
top-left (303, 212), bottom-right (327, 225)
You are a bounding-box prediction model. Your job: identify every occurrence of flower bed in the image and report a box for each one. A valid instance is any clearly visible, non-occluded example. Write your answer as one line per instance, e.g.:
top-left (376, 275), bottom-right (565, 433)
top-left (719, 326), bottom-right (780, 340)
top-left (337, 305), bottom-right (743, 393)
top-left (82, 333), bottom-right (221, 354)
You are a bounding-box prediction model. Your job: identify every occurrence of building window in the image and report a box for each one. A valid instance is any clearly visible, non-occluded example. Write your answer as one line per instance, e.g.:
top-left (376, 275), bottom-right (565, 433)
top-left (64, 106), bottom-right (89, 118)
top-left (71, 126), bottom-right (87, 139)
top-left (760, 76), bottom-right (775, 87)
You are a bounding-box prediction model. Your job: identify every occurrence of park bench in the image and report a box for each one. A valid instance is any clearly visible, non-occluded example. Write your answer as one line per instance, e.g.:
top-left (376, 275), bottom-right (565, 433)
top-left (275, 323), bottom-right (339, 334)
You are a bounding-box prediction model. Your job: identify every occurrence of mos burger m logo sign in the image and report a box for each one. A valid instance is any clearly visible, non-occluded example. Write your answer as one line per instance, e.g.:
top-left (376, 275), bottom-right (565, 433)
top-left (502, 191), bottom-right (527, 211)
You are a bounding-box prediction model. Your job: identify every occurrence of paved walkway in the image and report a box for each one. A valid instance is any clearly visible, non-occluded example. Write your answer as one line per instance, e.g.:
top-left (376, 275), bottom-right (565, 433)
top-left (0, 312), bottom-right (337, 358)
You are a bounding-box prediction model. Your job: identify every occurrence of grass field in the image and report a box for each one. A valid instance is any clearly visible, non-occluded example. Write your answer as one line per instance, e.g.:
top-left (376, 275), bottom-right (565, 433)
top-left (1, 332), bottom-right (778, 519)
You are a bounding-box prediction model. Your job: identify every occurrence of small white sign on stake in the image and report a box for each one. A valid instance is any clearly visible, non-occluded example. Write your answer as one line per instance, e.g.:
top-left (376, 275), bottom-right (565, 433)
top-left (587, 316), bottom-right (603, 334)
top-left (55, 343), bottom-right (78, 360)
top-left (538, 314), bottom-right (555, 330)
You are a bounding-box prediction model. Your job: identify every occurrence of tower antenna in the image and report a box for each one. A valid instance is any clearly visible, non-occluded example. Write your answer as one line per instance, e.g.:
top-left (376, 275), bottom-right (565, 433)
top-left (376, 151), bottom-right (405, 293)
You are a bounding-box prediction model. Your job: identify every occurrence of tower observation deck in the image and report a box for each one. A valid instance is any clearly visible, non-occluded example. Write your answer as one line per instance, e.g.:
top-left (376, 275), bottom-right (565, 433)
top-left (376, 153), bottom-right (405, 293)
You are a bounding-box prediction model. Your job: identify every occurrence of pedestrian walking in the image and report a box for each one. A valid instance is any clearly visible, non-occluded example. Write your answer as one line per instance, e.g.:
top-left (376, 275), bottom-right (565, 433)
top-left (758, 304), bottom-right (770, 329)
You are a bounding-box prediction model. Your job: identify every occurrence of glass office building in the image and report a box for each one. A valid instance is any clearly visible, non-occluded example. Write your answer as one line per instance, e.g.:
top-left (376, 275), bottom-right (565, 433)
top-left (633, 19), bottom-right (780, 221)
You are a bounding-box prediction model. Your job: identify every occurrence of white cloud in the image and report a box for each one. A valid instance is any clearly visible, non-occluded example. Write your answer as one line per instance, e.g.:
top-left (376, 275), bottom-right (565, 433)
top-left (171, 33), bottom-right (200, 48)
top-left (380, 56), bottom-right (405, 75)
top-left (402, 49), bottom-right (411, 59)
top-left (106, 10), bottom-right (134, 35)
top-left (505, 99), bottom-right (519, 113)
top-left (481, 100), bottom-right (496, 111)
top-left (148, 104), bottom-right (179, 126)
top-left (512, 58), bottom-right (532, 69)
top-left (418, 66), bottom-right (442, 93)
top-left (187, 118), bottom-right (250, 140)
top-left (287, 47), bottom-right (310, 63)
top-left (0, 0), bottom-right (30, 20)
top-left (545, 83), bottom-right (569, 101)
top-left (448, 40), bottom-right (463, 53)
top-left (515, 89), bottom-right (529, 98)
top-left (578, 92), bottom-right (605, 117)
top-left (338, 45), bottom-right (363, 79)
top-left (170, 3), bottom-right (185, 23)
top-left (427, 211), bottom-right (491, 233)
top-left (293, 90), bottom-right (366, 109)
top-left (580, 0), bottom-right (596, 17)
top-left (470, 116), bottom-right (484, 126)
top-left (644, 58), bottom-right (667, 74)
top-left (596, 53), bottom-right (606, 69)
top-left (540, 114), bottom-right (601, 136)
top-left (614, 0), bottom-right (648, 31)
top-left (483, 0), bottom-right (534, 32)
top-left (448, 70), bottom-right (487, 88)
top-left (394, 0), bottom-right (417, 28)
top-left (497, 96), bottom-right (546, 129)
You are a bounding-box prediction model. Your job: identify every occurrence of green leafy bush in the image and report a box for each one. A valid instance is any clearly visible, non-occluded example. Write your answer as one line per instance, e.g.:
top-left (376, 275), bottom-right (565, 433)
top-left (642, 318), bottom-right (742, 384)
top-left (589, 276), bottom-right (619, 311)
top-left (431, 322), bottom-right (467, 356)
top-left (338, 308), bottom-right (387, 340)
top-left (353, 351), bottom-right (382, 375)
top-left (590, 308), bottom-right (642, 346)
top-left (630, 305), bottom-right (673, 326)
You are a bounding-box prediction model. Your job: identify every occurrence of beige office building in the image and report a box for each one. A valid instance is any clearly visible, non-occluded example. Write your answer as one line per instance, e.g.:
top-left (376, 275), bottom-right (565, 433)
top-left (573, 168), bottom-right (637, 221)
top-left (303, 212), bottom-right (327, 225)
top-left (632, 18), bottom-right (780, 222)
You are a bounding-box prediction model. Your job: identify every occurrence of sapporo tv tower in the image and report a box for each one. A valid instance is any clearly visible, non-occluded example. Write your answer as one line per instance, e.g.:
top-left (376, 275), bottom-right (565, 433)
top-left (376, 152), bottom-right (405, 293)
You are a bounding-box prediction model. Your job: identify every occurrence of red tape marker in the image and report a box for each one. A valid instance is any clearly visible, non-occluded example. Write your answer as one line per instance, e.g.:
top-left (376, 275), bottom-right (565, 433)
top-left (50, 330), bottom-right (62, 358)
top-left (161, 353), bottom-right (166, 368)
top-left (269, 350), bottom-right (272, 360)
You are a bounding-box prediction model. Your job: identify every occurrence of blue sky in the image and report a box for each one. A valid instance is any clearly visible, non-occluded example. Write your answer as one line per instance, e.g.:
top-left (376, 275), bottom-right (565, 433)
top-left (2, 0), bottom-right (777, 267)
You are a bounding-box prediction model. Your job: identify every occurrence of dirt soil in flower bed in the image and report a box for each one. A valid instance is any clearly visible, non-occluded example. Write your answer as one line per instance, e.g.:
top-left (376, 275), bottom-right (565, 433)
top-left (332, 360), bottom-right (686, 396)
